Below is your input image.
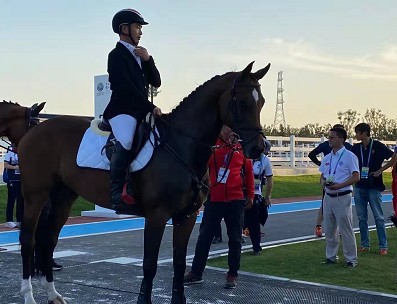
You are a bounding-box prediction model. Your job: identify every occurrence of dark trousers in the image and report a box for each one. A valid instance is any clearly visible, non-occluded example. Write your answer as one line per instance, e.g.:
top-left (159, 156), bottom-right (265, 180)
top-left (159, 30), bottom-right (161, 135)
top-left (244, 195), bottom-right (268, 252)
top-left (6, 181), bottom-right (24, 222)
top-left (191, 200), bottom-right (245, 278)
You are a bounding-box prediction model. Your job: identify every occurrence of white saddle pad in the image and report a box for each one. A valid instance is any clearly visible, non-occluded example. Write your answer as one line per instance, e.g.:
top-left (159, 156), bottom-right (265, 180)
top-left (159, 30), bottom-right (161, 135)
top-left (76, 119), bottom-right (157, 172)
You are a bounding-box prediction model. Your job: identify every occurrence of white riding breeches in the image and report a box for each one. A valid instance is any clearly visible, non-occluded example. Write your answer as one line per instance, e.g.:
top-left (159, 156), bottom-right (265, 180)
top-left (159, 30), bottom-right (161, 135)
top-left (108, 114), bottom-right (137, 150)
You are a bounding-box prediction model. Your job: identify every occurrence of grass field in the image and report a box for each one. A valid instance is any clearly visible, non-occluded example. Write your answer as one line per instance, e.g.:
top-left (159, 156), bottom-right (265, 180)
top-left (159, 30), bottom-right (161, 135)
top-left (0, 172), bottom-right (393, 221)
top-left (207, 229), bottom-right (397, 295)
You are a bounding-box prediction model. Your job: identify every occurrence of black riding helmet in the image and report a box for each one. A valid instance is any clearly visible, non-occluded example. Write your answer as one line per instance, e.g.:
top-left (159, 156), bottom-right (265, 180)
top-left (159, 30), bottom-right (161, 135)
top-left (112, 9), bottom-right (148, 34)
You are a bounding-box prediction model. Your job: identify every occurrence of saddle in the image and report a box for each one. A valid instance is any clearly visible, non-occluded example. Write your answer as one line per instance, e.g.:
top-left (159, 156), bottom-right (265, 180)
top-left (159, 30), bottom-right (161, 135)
top-left (100, 116), bottom-right (160, 162)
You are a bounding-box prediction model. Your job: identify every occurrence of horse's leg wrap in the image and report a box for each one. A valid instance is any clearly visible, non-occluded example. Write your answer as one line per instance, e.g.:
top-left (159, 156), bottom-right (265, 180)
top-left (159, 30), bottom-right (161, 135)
top-left (41, 276), bottom-right (66, 304)
top-left (21, 278), bottom-right (37, 304)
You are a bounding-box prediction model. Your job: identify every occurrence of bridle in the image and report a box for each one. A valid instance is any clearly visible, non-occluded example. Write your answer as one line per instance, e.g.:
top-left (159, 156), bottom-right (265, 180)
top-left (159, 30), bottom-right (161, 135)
top-left (0, 105), bottom-right (41, 151)
top-left (25, 106), bottom-right (41, 131)
top-left (225, 77), bottom-right (264, 147)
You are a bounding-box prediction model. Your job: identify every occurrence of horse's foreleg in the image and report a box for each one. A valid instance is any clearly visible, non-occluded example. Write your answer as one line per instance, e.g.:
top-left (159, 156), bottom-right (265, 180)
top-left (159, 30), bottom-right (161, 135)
top-left (41, 191), bottom-right (75, 304)
top-left (171, 213), bottom-right (197, 304)
top-left (20, 196), bottom-right (47, 304)
top-left (137, 212), bottom-right (168, 304)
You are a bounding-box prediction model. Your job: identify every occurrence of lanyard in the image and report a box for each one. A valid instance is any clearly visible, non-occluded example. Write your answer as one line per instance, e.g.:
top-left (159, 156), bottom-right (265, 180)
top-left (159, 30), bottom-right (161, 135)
top-left (360, 139), bottom-right (373, 167)
top-left (328, 150), bottom-right (345, 175)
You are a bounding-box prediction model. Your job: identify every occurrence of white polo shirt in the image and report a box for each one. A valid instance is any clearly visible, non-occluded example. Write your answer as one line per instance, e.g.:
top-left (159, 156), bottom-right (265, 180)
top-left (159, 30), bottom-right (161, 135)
top-left (319, 147), bottom-right (359, 194)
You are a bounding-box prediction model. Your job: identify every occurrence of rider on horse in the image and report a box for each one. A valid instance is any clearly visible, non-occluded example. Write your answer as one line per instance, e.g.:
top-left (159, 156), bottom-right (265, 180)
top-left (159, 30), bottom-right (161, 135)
top-left (102, 9), bottom-right (162, 212)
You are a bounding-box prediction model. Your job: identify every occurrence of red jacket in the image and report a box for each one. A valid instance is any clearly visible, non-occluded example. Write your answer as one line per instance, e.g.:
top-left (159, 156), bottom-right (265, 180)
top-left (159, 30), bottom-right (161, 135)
top-left (208, 139), bottom-right (254, 202)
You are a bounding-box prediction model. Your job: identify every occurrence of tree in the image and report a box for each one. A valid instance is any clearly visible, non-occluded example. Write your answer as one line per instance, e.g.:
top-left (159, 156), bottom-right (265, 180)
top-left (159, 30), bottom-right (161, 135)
top-left (337, 109), bottom-right (360, 138)
top-left (363, 108), bottom-right (388, 139)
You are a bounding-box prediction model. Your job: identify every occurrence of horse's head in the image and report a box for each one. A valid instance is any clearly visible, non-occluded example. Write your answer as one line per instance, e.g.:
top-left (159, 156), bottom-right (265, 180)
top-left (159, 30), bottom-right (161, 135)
top-left (219, 62), bottom-right (270, 159)
top-left (0, 101), bottom-right (45, 146)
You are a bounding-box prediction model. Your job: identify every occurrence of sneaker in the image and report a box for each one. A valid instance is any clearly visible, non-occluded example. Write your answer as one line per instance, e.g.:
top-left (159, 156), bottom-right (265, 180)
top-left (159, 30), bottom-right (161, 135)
top-left (315, 226), bottom-right (323, 237)
top-left (321, 258), bottom-right (336, 265)
top-left (223, 274), bottom-right (237, 289)
top-left (379, 249), bottom-right (388, 256)
top-left (52, 260), bottom-right (63, 271)
top-left (344, 262), bottom-right (356, 268)
top-left (212, 237), bottom-right (222, 244)
top-left (4, 222), bottom-right (17, 228)
top-left (183, 272), bottom-right (203, 285)
top-left (252, 250), bottom-right (261, 256)
top-left (358, 247), bottom-right (370, 252)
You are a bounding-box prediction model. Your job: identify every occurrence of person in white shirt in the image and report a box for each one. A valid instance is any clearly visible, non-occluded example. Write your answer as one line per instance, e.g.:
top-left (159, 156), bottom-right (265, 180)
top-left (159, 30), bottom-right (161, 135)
top-left (319, 127), bottom-right (360, 267)
top-left (243, 138), bottom-right (273, 255)
top-left (3, 144), bottom-right (23, 228)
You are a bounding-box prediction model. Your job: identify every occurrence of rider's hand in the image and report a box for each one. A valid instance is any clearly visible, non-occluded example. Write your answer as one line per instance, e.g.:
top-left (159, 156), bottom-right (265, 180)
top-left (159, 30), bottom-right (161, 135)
top-left (153, 107), bottom-right (162, 117)
top-left (134, 46), bottom-right (150, 61)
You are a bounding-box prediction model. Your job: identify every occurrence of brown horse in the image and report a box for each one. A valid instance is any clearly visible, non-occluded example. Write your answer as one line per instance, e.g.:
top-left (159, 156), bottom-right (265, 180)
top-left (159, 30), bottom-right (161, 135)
top-left (5, 62), bottom-right (270, 304)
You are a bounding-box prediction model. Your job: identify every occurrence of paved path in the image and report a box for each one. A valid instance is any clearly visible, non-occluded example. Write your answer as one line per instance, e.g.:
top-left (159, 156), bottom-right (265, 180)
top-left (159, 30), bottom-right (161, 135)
top-left (0, 195), bottom-right (396, 303)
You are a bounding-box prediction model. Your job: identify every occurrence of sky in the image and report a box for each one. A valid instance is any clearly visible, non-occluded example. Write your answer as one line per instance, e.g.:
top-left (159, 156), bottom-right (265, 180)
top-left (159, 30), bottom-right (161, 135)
top-left (1, 1), bottom-right (397, 128)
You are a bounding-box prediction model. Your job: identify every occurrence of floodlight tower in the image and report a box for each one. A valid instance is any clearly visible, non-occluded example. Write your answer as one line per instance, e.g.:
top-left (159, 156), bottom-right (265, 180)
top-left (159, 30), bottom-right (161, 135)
top-left (272, 71), bottom-right (286, 131)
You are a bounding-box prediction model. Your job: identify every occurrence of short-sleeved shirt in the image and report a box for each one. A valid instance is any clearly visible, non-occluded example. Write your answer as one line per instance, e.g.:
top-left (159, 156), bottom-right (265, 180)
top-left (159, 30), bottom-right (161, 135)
top-left (4, 149), bottom-right (20, 181)
top-left (319, 147), bottom-right (359, 194)
top-left (352, 139), bottom-right (393, 191)
top-left (252, 154), bottom-right (273, 195)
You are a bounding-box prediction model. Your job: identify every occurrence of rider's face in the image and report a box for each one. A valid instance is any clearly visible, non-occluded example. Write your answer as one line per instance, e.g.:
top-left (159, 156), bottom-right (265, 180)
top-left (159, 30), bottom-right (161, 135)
top-left (129, 23), bottom-right (142, 45)
top-left (121, 23), bottom-right (142, 45)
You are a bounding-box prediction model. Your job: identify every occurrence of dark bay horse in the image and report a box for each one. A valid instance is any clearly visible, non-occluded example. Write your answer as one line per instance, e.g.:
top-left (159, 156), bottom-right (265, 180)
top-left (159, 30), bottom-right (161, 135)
top-left (5, 62), bottom-right (270, 304)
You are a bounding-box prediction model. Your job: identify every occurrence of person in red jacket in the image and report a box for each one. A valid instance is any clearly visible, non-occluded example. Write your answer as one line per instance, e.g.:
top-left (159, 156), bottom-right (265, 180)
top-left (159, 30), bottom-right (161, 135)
top-left (184, 125), bottom-right (254, 289)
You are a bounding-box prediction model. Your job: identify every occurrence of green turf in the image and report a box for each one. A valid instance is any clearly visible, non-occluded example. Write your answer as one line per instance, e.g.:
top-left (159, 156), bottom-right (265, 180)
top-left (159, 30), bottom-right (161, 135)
top-left (207, 229), bottom-right (397, 295)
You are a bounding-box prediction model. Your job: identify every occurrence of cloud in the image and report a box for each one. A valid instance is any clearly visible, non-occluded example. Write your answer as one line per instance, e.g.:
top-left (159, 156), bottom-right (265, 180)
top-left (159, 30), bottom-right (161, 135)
top-left (219, 39), bottom-right (397, 81)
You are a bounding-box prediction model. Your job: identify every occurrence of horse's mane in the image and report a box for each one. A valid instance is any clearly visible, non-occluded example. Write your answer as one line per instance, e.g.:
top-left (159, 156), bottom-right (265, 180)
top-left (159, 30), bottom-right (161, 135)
top-left (1, 100), bottom-right (20, 106)
top-left (165, 72), bottom-right (234, 119)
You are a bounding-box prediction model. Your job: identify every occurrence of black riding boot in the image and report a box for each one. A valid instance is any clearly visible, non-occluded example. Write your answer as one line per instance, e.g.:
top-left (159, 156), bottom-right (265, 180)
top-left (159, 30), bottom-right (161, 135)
top-left (110, 142), bottom-right (132, 210)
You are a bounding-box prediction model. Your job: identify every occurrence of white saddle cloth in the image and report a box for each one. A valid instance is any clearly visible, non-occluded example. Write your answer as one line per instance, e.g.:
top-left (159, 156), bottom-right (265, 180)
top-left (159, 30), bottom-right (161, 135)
top-left (76, 119), bottom-right (156, 172)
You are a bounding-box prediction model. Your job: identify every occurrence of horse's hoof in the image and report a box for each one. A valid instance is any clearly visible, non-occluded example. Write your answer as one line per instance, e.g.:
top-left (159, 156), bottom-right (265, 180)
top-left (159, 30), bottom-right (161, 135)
top-left (48, 296), bottom-right (67, 304)
top-left (171, 293), bottom-right (187, 304)
top-left (136, 294), bottom-right (152, 304)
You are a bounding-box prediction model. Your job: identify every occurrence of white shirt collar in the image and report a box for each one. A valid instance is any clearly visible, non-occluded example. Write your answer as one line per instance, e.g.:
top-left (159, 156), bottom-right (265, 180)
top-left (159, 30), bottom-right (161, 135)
top-left (118, 40), bottom-right (142, 68)
top-left (331, 146), bottom-right (346, 156)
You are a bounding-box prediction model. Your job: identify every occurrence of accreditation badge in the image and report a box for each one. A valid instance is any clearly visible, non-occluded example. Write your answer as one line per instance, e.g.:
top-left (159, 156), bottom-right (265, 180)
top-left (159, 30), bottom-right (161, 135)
top-left (254, 178), bottom-right (261, 192)
top-left (361, 167), bottom-right (369, 179)
top-left (217, 167), bottom-right (230, 183)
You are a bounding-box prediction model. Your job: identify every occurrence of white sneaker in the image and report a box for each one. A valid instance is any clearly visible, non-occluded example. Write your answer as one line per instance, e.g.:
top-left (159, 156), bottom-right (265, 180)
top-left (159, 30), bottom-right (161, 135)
top-left (5, 222), bottom-right (17, 228)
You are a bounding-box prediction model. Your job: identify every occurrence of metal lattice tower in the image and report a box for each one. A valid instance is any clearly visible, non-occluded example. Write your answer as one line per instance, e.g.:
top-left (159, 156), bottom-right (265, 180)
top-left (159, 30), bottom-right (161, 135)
top-left (272, 71), bottom-right (286, 131)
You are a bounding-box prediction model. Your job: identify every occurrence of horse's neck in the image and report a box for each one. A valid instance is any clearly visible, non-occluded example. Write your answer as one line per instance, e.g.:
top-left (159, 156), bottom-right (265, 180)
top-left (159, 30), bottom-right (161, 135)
top-left (166, 81), bottom-right (226, 172)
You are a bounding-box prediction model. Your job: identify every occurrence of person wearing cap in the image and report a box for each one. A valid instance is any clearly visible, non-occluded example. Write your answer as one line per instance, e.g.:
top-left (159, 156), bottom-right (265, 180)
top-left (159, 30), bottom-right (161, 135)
top-left (319, 127), bottom-right (360, 268)
top-left (102, 9), bottom-right (162, 211)
top-left (184, 126), bottom-right (254, 289)
top-left (243, 138), bottom-right (273, 255)
top-left (308, 124), bottom-right (353, 237)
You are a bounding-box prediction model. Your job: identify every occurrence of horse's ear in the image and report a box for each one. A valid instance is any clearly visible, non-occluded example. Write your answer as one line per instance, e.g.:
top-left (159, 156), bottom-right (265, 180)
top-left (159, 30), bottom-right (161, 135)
top-left (36, 102), bottom-right (46, 114)
top-left (253, 63), bottom-right (271, 80)
top-left (31, 102), bottom-right (46, 116)
top-left (241, 61), bottom-right (255, 79)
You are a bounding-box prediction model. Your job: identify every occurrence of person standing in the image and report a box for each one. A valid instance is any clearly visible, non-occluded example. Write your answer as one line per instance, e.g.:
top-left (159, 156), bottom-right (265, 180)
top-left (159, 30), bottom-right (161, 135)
top-left (372, 145), bottom-right (397, 226)
top-left (319, 127), bottom-right (360, 267)
top-left (243, 138), bottom-right (273, 255)
top-left (103, 9), bottom-right (162, 212)
top-left (3, 144), bottom-right (23, 228)
top-left (184, 125), bottom-right (254, 289)
top-left (352, 123), bottom-right (393, 255)
top-left (308, 124), bottom-right (352, 237)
